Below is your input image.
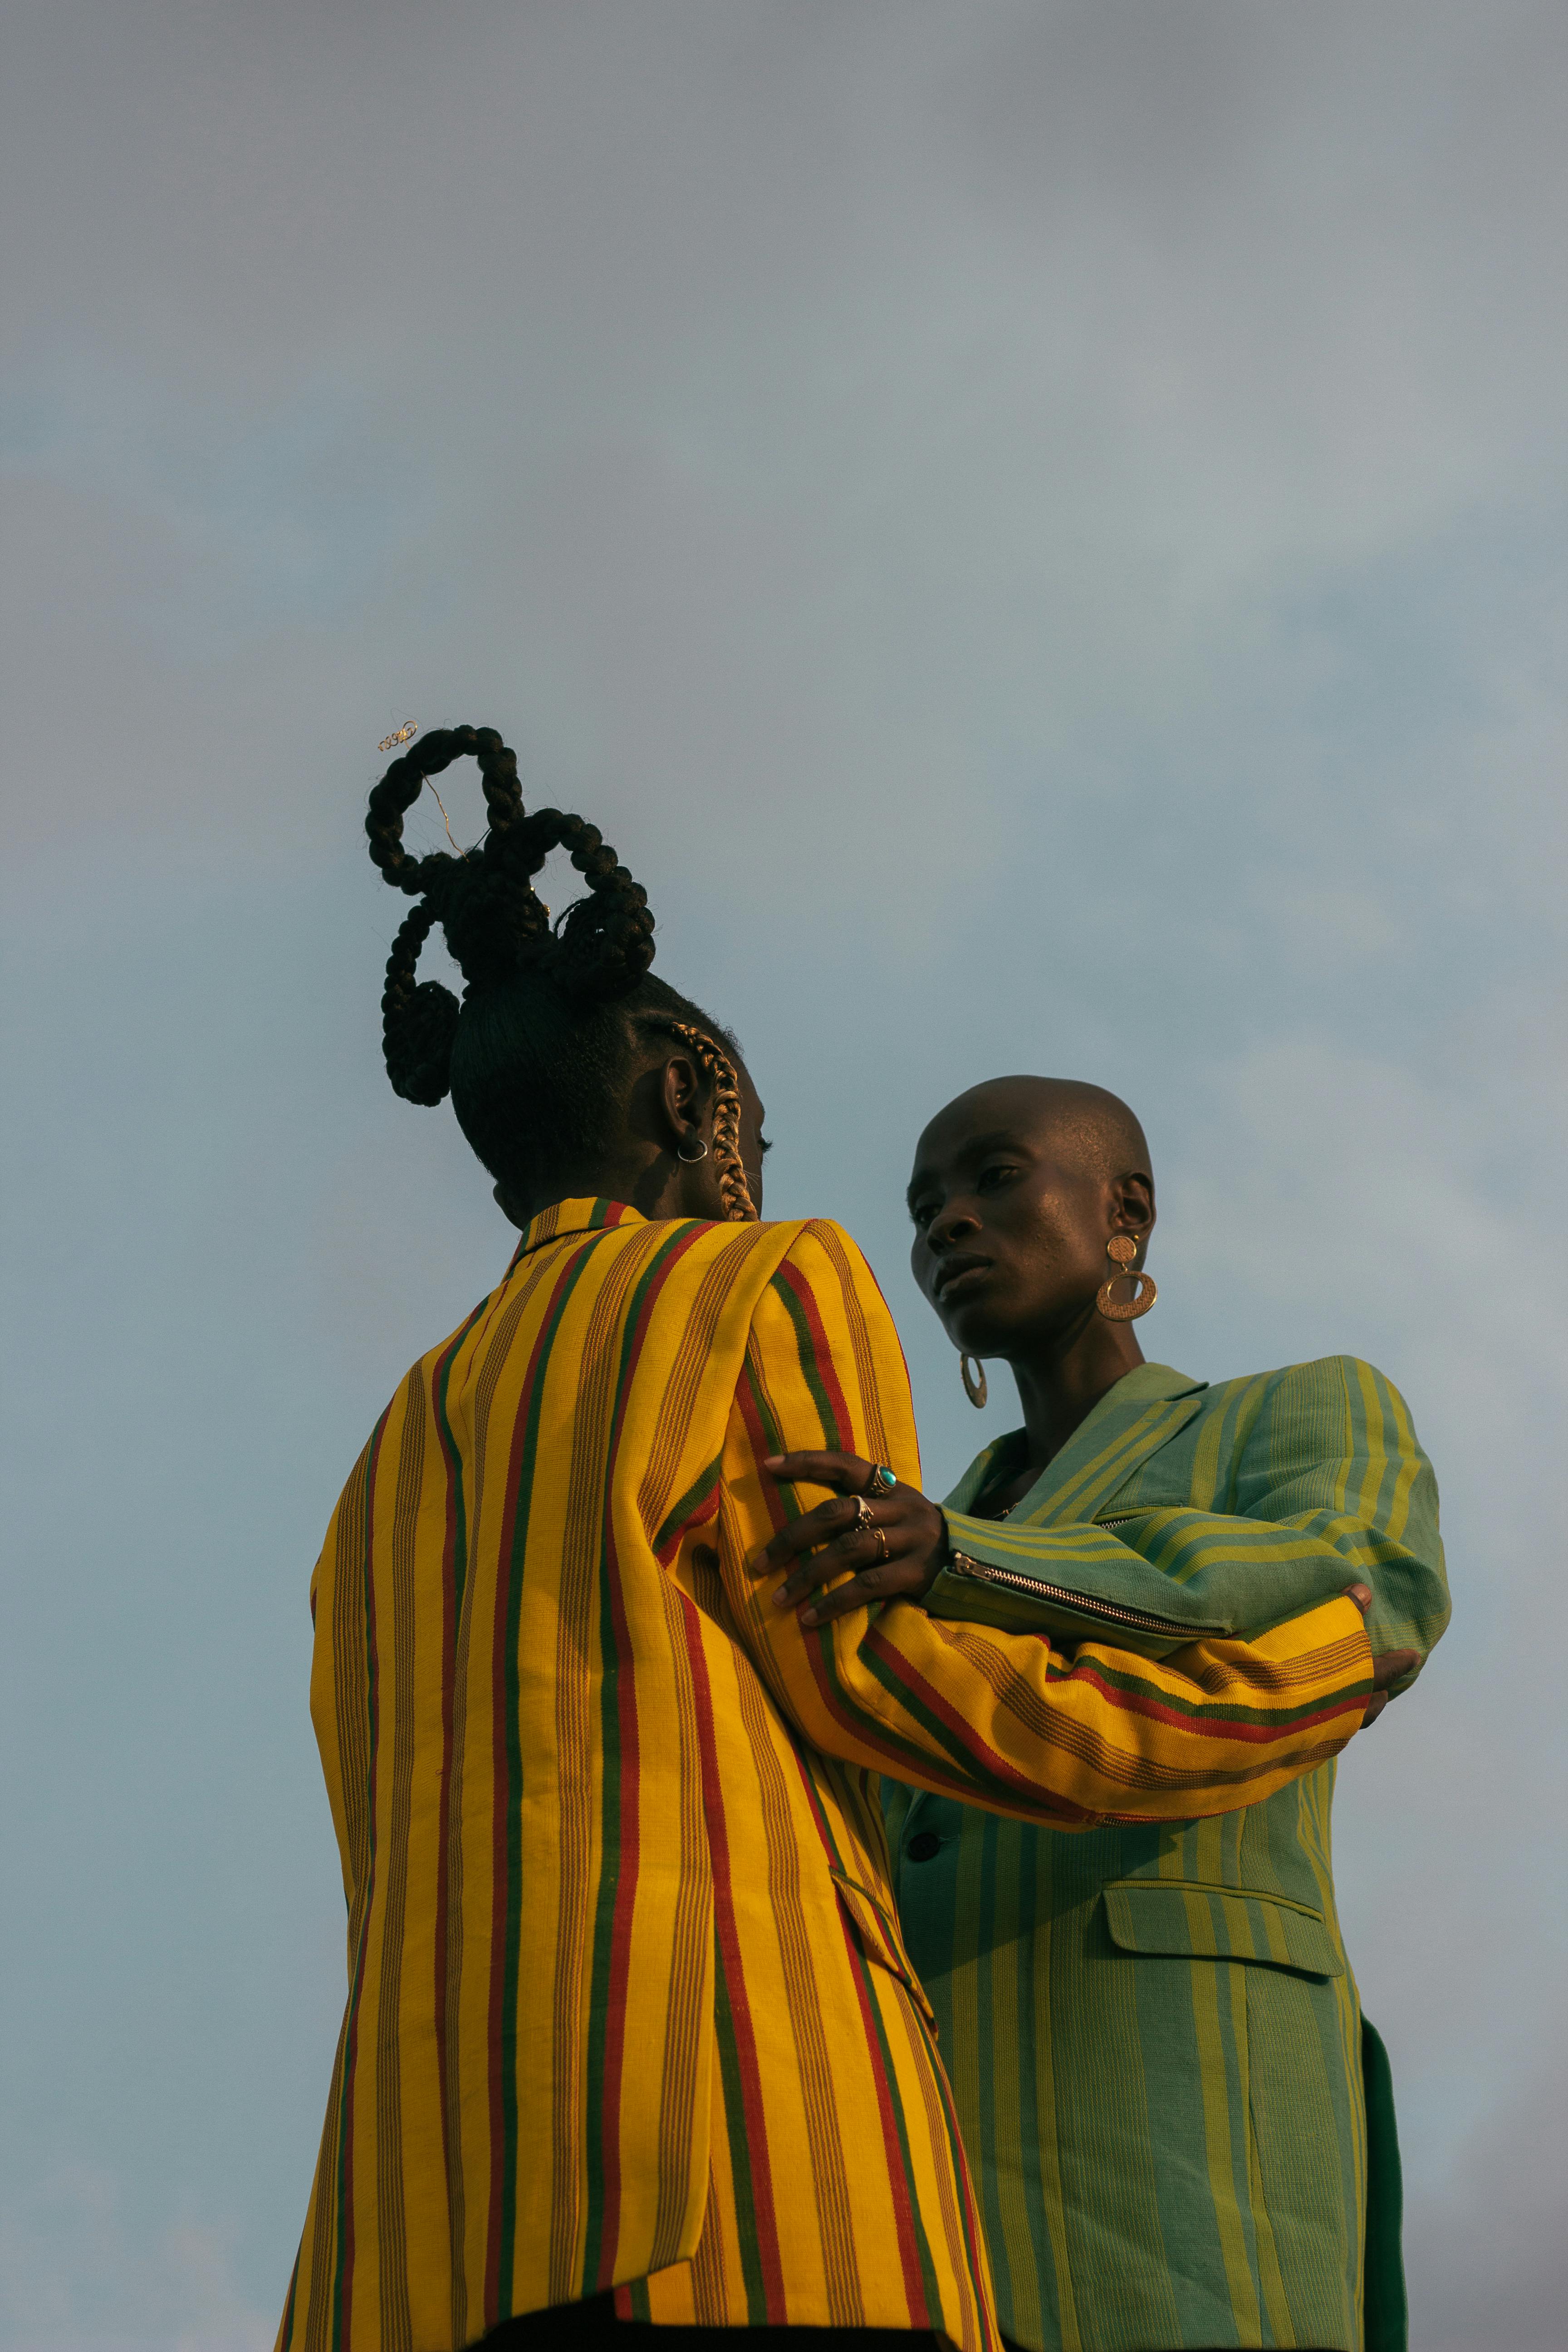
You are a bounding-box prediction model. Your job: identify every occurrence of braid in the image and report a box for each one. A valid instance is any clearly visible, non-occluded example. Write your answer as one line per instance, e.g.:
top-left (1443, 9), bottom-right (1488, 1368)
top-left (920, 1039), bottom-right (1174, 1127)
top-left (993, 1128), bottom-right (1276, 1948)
top-left (381, 900), bottom-right (459, 1105)
top-left (366, 724), bottom-right (656, 1105)
top-left (363, 724), bottom-right (752, 1216)
top-left (651, 1019), bottom-right (757, 1223)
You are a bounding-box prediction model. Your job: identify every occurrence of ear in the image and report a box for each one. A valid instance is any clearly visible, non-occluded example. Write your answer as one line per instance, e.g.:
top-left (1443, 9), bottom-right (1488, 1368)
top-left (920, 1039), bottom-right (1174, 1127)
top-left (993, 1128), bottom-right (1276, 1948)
top-left (657, 1052), bottom-right (708, 1149)
top-left (493, 1181), bottom-right (527, 1230)
top-left (1110, 1171), bottom-right (1156, 1262)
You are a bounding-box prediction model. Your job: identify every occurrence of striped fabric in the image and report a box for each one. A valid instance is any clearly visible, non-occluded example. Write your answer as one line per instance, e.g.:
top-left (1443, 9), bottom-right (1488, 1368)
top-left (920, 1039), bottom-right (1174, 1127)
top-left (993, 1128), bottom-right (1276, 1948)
top-left (279, 1216), bottom-right (1377, 2352)
top-left (885, 1357), bottom-right (1449, 2352)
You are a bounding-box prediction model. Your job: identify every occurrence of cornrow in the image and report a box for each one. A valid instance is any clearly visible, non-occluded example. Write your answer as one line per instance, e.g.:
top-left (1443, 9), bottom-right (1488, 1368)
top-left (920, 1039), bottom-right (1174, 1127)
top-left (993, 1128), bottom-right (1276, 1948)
top-left (650, 1020), bottom-right (757, 1223)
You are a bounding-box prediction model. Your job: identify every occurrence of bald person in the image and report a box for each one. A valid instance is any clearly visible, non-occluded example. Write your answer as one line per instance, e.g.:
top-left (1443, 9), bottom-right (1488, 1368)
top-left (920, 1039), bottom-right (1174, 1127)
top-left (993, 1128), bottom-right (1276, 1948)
top-left (758, 1078), bottom-right (1450, 2352)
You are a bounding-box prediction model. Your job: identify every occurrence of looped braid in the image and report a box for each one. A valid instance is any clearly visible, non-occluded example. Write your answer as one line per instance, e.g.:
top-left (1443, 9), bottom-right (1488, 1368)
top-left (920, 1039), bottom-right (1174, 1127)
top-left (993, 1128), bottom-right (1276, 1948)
top-left (654, 1020), bottom-right (757, 1222)
top-left (366, 724), bottom-right (657, 1103)
top-left (381, 900), bottom-right (459, 1104)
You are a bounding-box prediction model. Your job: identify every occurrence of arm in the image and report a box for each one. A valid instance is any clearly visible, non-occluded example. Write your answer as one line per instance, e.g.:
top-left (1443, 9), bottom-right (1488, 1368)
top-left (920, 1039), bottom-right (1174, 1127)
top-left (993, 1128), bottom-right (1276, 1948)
top-left (713, 1224), bottom-right (1374, 1828)
top-left (931, 1358), bottom-right (1448, 1685)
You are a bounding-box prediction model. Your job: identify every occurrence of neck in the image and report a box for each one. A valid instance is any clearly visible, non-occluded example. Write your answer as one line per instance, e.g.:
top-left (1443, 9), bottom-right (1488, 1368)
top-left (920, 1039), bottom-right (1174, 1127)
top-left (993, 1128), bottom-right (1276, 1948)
top-left (500, 1148), bottom-right (705, 1231)
top-left (1007, 1308), bottom-right (1146, 1469)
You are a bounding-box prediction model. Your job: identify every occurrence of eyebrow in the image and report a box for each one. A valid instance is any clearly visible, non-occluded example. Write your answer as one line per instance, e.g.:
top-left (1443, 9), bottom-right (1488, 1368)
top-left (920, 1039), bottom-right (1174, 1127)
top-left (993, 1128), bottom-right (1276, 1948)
top-left (906, 1130), bottom-right (1033, 1211)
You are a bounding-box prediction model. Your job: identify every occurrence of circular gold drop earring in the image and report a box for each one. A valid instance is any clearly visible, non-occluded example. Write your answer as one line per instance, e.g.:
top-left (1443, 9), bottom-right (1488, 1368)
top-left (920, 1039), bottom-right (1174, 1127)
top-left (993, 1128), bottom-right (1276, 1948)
top-left (960, 1353), bottom-right (989, 1409)
top-left (1096, 1234), bottom-right (1157, 1322)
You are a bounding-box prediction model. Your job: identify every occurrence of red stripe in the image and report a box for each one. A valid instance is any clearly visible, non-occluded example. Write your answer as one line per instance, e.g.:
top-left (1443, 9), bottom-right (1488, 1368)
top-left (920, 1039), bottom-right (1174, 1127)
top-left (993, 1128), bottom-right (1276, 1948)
top-left (774, 1257), bottom-right (855, 1444)
top-left (836, 1907), bottom-right (930, 2324)
top-left (652, 1483), bottom-right (721, 1568)
top-left (733, 1372), bottom-right (789, 1535)
top-left (681, 1602), bottom-right (790, 2321)
top-left (592, 1223), bottom-right (710, 2282)
top-left (428, 1332), bottom-right (468, 2233)
top-left (483, 1253), bottom-right (586, 2323)
top-left (337, 1409), bottom-right (389, 2347)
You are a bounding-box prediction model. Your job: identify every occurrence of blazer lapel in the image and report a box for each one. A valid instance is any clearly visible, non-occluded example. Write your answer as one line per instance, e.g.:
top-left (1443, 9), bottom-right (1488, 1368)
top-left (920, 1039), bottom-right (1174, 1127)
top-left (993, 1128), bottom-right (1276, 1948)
top-left (1014, 1363), bottom-right (1209, 1529)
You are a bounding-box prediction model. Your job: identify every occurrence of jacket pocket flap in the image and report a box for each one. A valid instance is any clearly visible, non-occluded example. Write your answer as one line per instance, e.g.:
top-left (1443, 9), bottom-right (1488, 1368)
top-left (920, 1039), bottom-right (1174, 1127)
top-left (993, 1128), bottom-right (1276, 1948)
top-left (830, 1870), bottom-right (938, 2029)
top-left (1103, 1882), bottom-right (1344, 1980)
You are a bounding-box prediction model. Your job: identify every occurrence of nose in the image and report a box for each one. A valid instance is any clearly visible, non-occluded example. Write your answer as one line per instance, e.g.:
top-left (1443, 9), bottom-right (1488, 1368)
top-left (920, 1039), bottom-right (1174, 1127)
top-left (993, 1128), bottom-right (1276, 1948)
top-left (926, 1200), bottom-right (980, 1253)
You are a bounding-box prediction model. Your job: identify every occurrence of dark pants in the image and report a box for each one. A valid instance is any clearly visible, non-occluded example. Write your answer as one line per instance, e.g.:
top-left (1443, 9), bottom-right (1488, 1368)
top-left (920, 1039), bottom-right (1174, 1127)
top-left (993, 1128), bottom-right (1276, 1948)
top-left (480, 2296), bottom-right (949, 2352)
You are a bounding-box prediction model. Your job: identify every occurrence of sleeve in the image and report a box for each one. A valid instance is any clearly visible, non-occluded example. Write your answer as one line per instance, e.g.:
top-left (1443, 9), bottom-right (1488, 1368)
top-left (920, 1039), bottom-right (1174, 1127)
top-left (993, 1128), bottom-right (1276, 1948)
top-left (709, 1223), bottom-right (1375, 1830)
top-left (929, 1357), bottom-right (1449, 1693)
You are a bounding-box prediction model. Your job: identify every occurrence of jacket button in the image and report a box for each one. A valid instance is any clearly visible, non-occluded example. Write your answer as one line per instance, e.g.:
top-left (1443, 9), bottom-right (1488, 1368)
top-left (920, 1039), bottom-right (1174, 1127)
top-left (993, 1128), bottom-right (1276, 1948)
top-left (906, 1831), bottom-right (942, 1862)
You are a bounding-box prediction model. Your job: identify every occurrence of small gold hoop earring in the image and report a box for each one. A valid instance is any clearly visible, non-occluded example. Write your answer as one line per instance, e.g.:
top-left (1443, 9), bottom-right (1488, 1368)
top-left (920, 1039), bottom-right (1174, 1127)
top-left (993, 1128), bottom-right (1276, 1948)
top-left (960, 1353), bottom-right (989, 1409)
top-left (1096, 1234), bottom-right (1157, 1323)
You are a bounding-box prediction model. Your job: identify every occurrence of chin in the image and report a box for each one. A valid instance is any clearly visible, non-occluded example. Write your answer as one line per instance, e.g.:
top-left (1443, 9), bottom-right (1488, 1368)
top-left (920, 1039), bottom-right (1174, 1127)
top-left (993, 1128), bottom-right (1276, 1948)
top-left (941, 1308), bottom-right (1014, 1359)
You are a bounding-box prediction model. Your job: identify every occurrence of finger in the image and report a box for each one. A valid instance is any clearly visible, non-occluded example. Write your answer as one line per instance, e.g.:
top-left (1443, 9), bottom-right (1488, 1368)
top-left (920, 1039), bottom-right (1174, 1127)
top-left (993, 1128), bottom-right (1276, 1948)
top-left (1362, 1690), bottom-right (1390, 1729)
top-left (1342, 1582), bottom-right (1372, 1614)
top-left (762, 1451), bottom-right (872, 1494)
top-left (755, 1494), bottom-right (876, 1575)
top-left (1370, 1648), bottom-right (1420, 1692)
top-left (800, 1559), bottom-right (928, 1627)
top-left (777, 1524), bottom-right (894, 1607)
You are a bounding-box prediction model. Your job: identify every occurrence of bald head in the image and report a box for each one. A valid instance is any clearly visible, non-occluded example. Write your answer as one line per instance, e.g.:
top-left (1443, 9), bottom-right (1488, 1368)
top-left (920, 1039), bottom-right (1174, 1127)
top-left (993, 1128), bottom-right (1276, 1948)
top-left (907, 1075), bottom-right (1157, 1362)
top-left (915, 1077), bottom-right (1152, 1193)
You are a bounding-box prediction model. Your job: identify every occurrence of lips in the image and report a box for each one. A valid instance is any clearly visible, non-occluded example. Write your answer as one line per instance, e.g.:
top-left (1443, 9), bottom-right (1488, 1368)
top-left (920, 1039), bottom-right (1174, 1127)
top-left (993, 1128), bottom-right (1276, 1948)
top-left (934, 1255), bottom-right (992, 1303)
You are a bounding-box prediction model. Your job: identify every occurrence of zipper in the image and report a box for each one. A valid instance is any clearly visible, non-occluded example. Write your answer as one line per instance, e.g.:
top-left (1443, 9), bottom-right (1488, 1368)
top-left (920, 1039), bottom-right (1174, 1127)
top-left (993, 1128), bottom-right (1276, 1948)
top-left (945, 1551), bottom-right (1225, 1640)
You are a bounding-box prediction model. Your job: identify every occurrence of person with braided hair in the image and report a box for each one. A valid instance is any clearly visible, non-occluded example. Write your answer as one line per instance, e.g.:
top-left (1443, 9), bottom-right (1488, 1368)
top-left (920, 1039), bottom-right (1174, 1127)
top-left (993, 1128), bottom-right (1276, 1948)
top-left (280, 730), bottom-right (1400, 2352)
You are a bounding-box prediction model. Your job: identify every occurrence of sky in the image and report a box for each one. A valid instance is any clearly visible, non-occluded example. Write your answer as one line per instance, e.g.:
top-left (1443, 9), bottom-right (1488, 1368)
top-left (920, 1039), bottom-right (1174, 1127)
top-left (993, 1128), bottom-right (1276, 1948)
top-left (2, 4), bottom-right (1565, 2346)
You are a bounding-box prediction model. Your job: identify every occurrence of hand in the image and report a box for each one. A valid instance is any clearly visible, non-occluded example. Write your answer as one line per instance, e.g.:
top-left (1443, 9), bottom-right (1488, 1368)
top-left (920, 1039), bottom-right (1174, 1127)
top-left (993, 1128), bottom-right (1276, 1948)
top-left (758, 1451), bottom-right (948, 1626)
top-left (1343, 1583), bottom-right (1419, 1726)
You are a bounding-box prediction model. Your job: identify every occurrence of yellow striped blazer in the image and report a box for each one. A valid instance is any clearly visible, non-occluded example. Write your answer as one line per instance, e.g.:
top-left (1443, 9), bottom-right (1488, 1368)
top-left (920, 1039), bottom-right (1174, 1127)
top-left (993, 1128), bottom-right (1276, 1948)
top-left (279, 1201), bottom-right (1376, 2352)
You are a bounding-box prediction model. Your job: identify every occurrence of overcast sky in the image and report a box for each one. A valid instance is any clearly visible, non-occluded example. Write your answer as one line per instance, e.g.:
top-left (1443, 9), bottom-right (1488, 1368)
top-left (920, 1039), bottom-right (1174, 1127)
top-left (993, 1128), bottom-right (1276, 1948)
top-left (2, 5), bottom-right (1565, 2347)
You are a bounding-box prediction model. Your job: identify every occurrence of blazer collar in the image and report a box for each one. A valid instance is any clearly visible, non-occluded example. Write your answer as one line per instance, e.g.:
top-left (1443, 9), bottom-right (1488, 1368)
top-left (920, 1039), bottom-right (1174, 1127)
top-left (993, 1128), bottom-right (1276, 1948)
top-left (515, 1197), bottom-right (647, 1259)
top-left (948, 1361), bottom-right (1208, 1528)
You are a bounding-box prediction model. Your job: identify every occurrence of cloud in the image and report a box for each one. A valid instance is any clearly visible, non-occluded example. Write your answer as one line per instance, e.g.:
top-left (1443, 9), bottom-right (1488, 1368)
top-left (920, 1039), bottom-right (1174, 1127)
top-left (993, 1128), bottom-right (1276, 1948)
top-left (1, 3), bottom-right (1563, 2338)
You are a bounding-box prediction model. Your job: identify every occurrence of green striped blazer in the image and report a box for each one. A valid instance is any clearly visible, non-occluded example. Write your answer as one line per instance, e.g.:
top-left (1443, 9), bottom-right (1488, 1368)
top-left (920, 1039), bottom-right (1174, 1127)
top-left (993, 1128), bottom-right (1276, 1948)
top-left (884, 1358), bottom-right (1449, 2352)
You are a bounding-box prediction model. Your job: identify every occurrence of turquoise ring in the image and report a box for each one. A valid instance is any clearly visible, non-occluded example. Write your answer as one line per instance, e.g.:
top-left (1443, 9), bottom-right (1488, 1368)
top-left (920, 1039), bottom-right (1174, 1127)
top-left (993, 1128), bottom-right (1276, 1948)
top-left (864, 1463), bottom-right (897, 1496)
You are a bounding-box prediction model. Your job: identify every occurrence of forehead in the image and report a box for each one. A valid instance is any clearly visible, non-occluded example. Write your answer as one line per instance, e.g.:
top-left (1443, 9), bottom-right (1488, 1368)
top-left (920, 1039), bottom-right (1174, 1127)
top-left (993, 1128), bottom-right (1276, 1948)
top-left (908, 1088), bottom-right (1068, 1190)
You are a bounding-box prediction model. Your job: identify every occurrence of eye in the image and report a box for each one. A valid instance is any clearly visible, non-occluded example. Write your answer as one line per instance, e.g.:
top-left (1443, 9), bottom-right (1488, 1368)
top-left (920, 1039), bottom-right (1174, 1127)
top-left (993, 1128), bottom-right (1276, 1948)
top-left (908, 1196), bottom-right (937, 1231)
top-left (977, 1161), bottom-right (1020, 1193)
top-left (759, 1136), bottom-right (773, 1156)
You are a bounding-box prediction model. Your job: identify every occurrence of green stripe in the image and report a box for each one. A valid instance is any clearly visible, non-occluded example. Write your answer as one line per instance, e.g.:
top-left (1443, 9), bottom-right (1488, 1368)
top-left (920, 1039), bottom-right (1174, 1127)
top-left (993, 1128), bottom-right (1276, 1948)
top-left (330, 1418), bottom-right (387, 2349)
top-left (767, 1268), bottom-right (843, 1444)
top-left (713, 1936), bottom-right (770, 2324)
top-left (496, 1243), bottom-right (603, 2306)
top-left (582, 1224), bottom-right (701, 2281)
top-left (653, 1455), bottom-right (721, 1558)
top-left (848, 1941), bottom-right (944, 2326)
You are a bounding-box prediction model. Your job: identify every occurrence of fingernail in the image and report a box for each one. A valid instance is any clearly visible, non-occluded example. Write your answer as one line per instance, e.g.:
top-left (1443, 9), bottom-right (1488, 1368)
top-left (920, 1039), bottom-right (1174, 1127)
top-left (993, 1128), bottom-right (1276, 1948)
top-left (800, 1606), bottom-right (818, 1627)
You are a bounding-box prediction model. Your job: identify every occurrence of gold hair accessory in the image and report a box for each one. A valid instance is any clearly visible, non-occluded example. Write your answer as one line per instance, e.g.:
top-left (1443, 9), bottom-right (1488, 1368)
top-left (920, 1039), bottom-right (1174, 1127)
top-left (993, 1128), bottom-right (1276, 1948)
top-left (378, 720), bottom-right (419, 752)
top-left (664, 1023), bottom-right (757, 1222)
top-left (1096, 1234), bottom-right (1157, 1322)
top-left (960, 1353), bottom-right (988, 1409)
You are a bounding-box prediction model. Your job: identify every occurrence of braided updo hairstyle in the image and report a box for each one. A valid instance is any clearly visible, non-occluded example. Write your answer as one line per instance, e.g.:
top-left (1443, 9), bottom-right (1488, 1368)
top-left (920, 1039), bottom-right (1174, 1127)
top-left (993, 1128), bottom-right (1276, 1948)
top-left (366, 725), bottom-right (756, 1218)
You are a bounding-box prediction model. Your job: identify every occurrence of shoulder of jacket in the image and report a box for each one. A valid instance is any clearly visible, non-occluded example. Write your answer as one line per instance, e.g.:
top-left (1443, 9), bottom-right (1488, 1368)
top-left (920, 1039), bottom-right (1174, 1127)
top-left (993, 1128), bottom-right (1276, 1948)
top-left (1205, 1354), bottom-right (1403, 1413)
top-left (758, 1215), bottom-right (867, 1259)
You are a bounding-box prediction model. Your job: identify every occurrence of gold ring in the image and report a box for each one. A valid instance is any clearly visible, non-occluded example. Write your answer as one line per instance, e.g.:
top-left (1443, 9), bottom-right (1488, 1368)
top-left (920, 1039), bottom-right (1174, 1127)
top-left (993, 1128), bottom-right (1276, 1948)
top-left (848, 1496), bottom-right (874, 1534)
top-left (871, 1525), bottom-right (890, 1564)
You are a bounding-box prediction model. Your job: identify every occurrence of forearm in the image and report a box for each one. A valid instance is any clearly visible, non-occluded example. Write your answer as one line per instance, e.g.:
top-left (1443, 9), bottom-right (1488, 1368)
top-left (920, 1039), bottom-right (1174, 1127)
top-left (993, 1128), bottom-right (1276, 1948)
top-left (724, 1234), bottom-right (1374, 1826)
top-left (723, 1485), bottom-right (1372, 1825)
top-left (931, 1503), bottom-right (1434, 1660)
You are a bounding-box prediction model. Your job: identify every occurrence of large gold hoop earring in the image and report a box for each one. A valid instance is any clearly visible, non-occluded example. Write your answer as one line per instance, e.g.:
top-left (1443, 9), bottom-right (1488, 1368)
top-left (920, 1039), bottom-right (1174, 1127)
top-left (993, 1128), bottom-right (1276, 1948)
top-left (1096, 1234), bottom-right (1157, 1322)
top-left (960, 1353), bottom-right (988, 1409)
